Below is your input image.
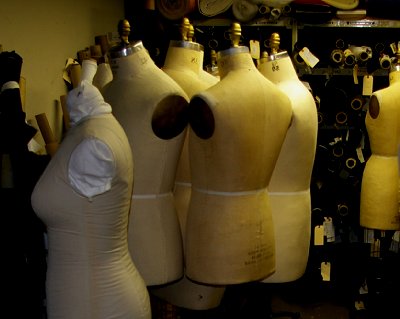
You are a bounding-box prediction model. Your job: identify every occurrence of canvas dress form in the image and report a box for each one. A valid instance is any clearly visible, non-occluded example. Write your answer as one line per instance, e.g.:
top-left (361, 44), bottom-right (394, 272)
top-left (31, 71), bottom-right (150, 319)
top-left (360, 67), bottom-right (400, 230)
top-left (102, 41), bottom-right (189, 285)
top-left (185, 45), bottom-right (292, 284)
top-left (258, 51), bottom-right (318, 282)
top-left (151, 39), bottom-right (225, 310)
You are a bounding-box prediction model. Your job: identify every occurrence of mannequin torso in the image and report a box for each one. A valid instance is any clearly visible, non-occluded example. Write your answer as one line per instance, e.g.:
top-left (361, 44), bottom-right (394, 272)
top-left (258, 51), bottom-right (318, 282)
top-left (31, 108), bottom-right (151, 318)
top-left (360, 68), bottom-right (400, 230)
top-left (102, 42), bottom-right (189, 285)
top-left (185, 46), bottom-right (292, 285)
top-left (151, 39), bottom-right (224, 311)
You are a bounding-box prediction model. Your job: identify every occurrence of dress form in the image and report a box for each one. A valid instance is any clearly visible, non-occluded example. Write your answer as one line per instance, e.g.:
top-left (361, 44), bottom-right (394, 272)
top-left (185, 23), bottom-right (293, 285)
top-left (102, 20), bottom-right (189, 285)
top-left (31, 60), bottom-right (151, 319)
top-left (360, 61), bottom-right (400, 230)
top-left (150, 19), bottom-right (224, 310)
top-left (258, 33), bottom-right (318, 282)
top-left (163, 19), bottom-right (219, 235)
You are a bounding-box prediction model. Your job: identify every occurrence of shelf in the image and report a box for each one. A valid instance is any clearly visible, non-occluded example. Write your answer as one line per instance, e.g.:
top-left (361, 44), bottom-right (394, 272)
top-left (194, 17), bottom-right (400, 29)
top-left (297, 66), bottom-right (389, 77)
top-left (193, 17), bottom-right (292, 28)
top-left (301, 18), bottom-right (400, 29)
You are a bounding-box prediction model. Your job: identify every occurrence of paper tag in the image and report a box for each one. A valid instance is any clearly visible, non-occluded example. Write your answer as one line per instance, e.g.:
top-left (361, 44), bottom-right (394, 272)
top-left (359, 281), bottom-right (368, 295)
top-left (371, 239), bottom-right (380, 257)
top-left (299, 47), bottom-right (319, 68)
top-left (364, 229), bottom-right (374, 243)
top-left (321, 262), bottom-right (331, 281)
top-left (353, 64), bottom-right (359, 84)
top-left (356, 147), bottom-right (365, 163)
top-left (314, 225), bottom-right (324, 246)
top-left (355, 300), bottom-right (365, 310)
top-left (390, 42), bottom-right (397, 54)
top-left (360, 133), bottom-right (366, 149)
top-left (323, 217), bottom-right (335, 243)
top-left (362, 75), bottom-right (373, 96)
top-left (389, 238), bottom-right (399, 253)
top-left (63, 58), bottom-right (78, 84)
top-left (249, 40), bottom-right (260, 60)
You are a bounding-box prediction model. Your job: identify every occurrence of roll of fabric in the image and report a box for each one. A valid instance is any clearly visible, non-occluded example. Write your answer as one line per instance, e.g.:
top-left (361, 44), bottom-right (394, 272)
top-left (293, 0), bottom-right (358, 9)
top-left (258, 0), bottom-right (293, 7)
top-left (157, 0), bottom-right (197, 20)
top-left (198, 0), bottom-right (233, 17)
top-left (322, 0), bottom-right (358, 9)
top-left (232, 0), bottom-right (259, 22)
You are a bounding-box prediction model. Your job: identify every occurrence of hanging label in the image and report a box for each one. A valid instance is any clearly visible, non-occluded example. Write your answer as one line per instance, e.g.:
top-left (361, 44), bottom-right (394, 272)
top-left (323, 217), bottom-right (335, 243)
top-left (393, 231), bottom-right (400, 242)
top-left (390, 231), bottom-right (400, 252)
top-left (364, 229), bottom-right (374, 243)
top-left (359, 280), bottom-right (368, 295)
top-left (355, 301), bottom-right (365, 310)
top-left (356, 147), bottom-right (365, 163)
top-left (353, 64), bottom-right (359, 84)
top-left (314, 225), bottom-right (324, 246)
top-left (321, 262), bottom-right (331, 281)
top-left (249, 40), bottom-right (260, 60)
top-left (299, 47), bottom-right (319, 68)
top-left (390, 42), bottom-right (397, 54)
top-left (362, 75), bottom-right (373, 96)
top-left (371, 239), bottom-right (380, 257)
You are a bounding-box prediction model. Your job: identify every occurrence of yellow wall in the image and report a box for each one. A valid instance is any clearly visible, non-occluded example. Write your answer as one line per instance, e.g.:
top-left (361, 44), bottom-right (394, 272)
top-left (0, 0), bottom-right (124, 147)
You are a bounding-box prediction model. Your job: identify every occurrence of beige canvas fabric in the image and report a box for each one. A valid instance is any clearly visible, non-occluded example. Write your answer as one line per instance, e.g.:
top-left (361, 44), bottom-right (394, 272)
top-left (151, 41), bottom-right (225, 310)
top-left (31, 115), bottom-right (151, 319)
top-left (258, 53), bottom-right (318, 282)
top-left (103, 43), bottom-right (189, 285)
top-left (360, 71), bottom-right (400, 230)
top-left (185, 47), bottom-right (292, 285)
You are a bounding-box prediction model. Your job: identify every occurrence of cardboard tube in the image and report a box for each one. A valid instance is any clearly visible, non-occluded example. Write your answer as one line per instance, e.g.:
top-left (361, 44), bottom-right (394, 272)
top-left (95, 35), bottom-right (110, 56)
top-left (35, 113), bottom-right (58, 156)
top-left (19, 76), bottom-right (26, 112)
top-left (69, 63), bottom-right (82, 88)
top-left (60, 95), bottom-right (70, 131)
